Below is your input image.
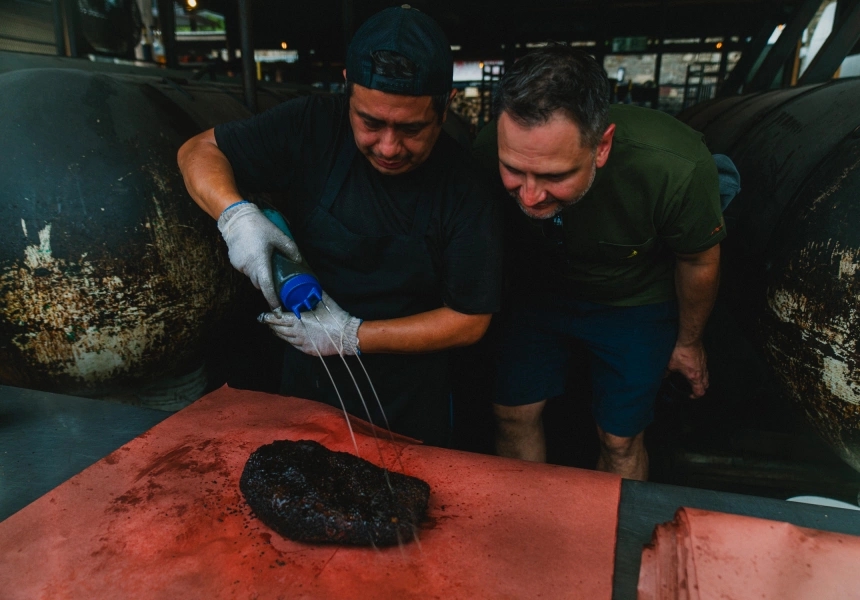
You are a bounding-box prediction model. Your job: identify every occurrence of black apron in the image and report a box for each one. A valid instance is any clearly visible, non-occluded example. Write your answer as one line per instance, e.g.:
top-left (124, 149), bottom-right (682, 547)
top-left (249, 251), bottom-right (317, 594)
top-left (280, 129), bottom-right (452, 447)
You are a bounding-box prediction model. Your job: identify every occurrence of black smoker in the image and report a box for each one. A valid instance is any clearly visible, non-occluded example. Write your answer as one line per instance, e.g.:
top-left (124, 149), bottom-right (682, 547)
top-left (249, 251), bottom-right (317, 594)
top-left (0, 66), bottom-right (308, 408)
top-left (679, 78), bottom-right (860, 472)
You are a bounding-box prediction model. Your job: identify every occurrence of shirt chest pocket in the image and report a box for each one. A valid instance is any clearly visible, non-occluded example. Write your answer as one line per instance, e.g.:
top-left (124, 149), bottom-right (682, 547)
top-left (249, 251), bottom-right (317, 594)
top-left (597, 238), bottom-right (656, 263)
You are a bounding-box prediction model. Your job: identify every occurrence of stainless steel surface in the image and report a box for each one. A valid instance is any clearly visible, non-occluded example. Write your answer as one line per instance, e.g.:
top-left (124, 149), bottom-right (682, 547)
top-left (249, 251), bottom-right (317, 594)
top-left (0, 385), bottom-right (169, 520)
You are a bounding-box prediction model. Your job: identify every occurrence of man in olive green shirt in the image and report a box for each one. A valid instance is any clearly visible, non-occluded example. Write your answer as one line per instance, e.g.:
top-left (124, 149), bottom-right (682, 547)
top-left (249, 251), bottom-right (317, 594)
top-left (474, 45), bottom-right (725, 480)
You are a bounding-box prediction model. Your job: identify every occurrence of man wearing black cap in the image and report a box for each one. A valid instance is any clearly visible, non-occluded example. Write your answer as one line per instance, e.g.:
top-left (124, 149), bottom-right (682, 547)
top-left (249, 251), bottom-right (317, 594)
top-left (177, 6), bottom-right (501, 446)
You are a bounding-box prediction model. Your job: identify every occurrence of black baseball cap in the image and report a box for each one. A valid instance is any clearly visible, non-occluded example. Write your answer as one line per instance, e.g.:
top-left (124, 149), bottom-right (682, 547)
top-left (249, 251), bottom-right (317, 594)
top-left (346, 5), bottom-right (453, 96)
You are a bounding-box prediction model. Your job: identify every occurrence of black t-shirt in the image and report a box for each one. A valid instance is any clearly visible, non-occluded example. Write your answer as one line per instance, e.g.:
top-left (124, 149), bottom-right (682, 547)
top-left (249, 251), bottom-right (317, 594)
top-left (214, 94), bottom-right (502, 316)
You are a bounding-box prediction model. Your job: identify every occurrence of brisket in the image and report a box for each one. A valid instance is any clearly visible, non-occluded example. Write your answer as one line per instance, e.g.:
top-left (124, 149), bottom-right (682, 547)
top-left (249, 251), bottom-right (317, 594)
top-left (239, 439), bottom-right (430, 546)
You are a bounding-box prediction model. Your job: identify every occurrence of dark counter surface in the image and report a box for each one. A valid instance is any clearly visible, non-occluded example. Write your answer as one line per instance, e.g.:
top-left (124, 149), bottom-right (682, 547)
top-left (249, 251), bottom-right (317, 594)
top-left (0, 385), bottom-right (170, 520)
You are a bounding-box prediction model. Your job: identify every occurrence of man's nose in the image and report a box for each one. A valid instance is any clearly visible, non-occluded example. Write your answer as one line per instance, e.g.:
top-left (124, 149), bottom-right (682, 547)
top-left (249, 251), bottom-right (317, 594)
top-left (377, 129), bottom-right (402, 158)
top-left (520, 176), bottom-right (545, 206)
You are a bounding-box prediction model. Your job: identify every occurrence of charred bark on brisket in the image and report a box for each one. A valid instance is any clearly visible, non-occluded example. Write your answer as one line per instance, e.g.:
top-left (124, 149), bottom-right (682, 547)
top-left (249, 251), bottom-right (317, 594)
top-left (240, 439), bottom-right (430, 546)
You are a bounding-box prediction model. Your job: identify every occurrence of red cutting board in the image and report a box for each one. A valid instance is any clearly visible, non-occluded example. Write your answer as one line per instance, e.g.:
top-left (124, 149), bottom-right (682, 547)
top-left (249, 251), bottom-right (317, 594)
top-left (0, 386), bottom-right (621, 599)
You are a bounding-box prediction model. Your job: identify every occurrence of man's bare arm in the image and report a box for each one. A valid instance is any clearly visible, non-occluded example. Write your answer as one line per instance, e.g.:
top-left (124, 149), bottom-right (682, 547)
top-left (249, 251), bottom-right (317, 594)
top-left (668, 243), bottom-right (721, 397)
top-left (177, 128), bottom-right (243, 219)
top-left (359, 308), bottom-right (492, 353)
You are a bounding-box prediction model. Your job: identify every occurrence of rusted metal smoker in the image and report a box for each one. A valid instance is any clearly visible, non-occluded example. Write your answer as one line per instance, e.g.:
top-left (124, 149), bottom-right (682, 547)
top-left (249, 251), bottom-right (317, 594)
top-left (680, 78), bottom-right (860, 472)
top-left (0, 67), bottom-right (258, 408)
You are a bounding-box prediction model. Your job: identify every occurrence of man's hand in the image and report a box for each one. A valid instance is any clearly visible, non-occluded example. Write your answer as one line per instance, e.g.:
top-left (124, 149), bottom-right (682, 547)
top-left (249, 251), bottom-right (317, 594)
top-left (666, 341), bottom-right (709, 398)
top-left (258, 292), bottom-right (362, 356)
top-left (672, 244), bottom-right (720, 399)
top-left (217, 203), bottom-right (302, 309)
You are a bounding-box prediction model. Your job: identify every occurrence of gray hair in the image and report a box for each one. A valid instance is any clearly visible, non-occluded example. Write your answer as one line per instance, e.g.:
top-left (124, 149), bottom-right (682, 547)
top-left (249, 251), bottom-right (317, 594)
top-left (493, 44), bottom-right (610, 149)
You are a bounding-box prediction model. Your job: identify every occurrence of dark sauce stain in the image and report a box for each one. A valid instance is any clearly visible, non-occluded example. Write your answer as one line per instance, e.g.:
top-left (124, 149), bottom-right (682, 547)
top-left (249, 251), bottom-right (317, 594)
top-left (133, 442), bottom-right (229, 483)
top-left (108, 489), bottom-right (143, 513)
top-left (135, 444), bottom-right (195, 482)
top-left (146, 480), bottom-right (164, 501)
top-left (90, 545), bottom-right (115, 559)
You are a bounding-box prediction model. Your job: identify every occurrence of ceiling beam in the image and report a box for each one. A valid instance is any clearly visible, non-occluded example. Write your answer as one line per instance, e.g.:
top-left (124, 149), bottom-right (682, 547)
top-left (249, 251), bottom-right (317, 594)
top-left (717, 14), bottom-right (779, 95)
top-left (745, 0), bottom-right (822, 92)
top-left (797, 0), bottom-right (860, 84)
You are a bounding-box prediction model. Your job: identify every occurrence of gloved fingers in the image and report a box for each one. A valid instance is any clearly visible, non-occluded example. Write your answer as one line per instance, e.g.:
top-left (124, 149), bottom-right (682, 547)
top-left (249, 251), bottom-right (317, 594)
top-left (254, 213), bottom-right (298, 257)
top-left (258, 304), bottom-right (347, 357)
top-left (272, 234), bottom-right (303, 264)
top-left (226, 246), bottom-right (255, 282)
top-left (258, 309), bottom-right (300, 327)
top-left (267, 327), bottom-right (290, 344)
top-left (229, 248), bottom-right (276, 310)
top-left (258, 309), bottom-right (286, 324)
top-left (315, 292), bottom-right (351, 328)
top-left (275, 328), bottom-right (333, 356)
top-left (263, 322), bottom-right (305, 347)
top-left (294, 341), bottom-right (326, 356)
top-left (257, 269), bottom-right (281, 310)
top-left (260, 311), bottom-right (314, 344)
top-left (299, 340), bottom-right (339, 357)
top-left (319, 291), bottom-right (340, 310)
top-left (269, 323), bottom-right (303, 340)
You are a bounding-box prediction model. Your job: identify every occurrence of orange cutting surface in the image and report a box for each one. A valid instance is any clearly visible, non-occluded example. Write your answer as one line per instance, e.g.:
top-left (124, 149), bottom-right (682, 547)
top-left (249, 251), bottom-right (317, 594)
top-left (0, 385), bottom-right (621, 599)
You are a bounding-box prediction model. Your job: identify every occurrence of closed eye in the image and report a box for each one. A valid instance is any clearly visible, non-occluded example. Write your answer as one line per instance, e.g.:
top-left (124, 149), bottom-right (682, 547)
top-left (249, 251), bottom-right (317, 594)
top-left (399, 124), bottom-right (426, 135)
top-left (544, 173), bottom-right (570, 182)
top-left (501, 162), bottom-right (523, 176)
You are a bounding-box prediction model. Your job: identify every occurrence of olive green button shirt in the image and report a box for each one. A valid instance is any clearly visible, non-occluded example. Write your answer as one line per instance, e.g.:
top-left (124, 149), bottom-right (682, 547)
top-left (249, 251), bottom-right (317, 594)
top-left (473, 104), bottom-right (726, 306)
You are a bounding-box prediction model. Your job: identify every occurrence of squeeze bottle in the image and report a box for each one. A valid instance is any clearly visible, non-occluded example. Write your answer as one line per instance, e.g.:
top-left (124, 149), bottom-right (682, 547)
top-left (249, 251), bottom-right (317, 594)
top-left (262, 208), bottom-right (322, 318)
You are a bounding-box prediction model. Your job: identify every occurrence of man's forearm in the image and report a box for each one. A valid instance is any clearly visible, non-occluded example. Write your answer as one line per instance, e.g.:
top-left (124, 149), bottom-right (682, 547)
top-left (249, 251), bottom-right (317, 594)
top-left (358, 307), bottom-right (492, 353)
top-left (177, 128), bottom-right (243, 219)
top-left (674, 244), bottom-right (721, 346)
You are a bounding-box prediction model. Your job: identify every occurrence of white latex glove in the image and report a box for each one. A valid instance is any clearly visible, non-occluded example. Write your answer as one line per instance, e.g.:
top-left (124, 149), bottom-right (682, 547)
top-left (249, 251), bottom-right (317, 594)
top-left (217, 202), bottom-right (301, 309)
top-left (258, 292), bottom-right (362, 356)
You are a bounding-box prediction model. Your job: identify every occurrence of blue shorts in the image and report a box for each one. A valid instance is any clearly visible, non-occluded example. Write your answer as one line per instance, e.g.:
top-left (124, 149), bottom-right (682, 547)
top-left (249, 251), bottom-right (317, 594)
top-left (495, 297), bottom-right (678, 438)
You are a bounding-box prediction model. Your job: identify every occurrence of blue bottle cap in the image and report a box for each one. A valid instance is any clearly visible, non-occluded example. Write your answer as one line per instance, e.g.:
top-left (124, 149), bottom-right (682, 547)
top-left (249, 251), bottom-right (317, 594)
top-left (279, 273), bottom-right (323, 319)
